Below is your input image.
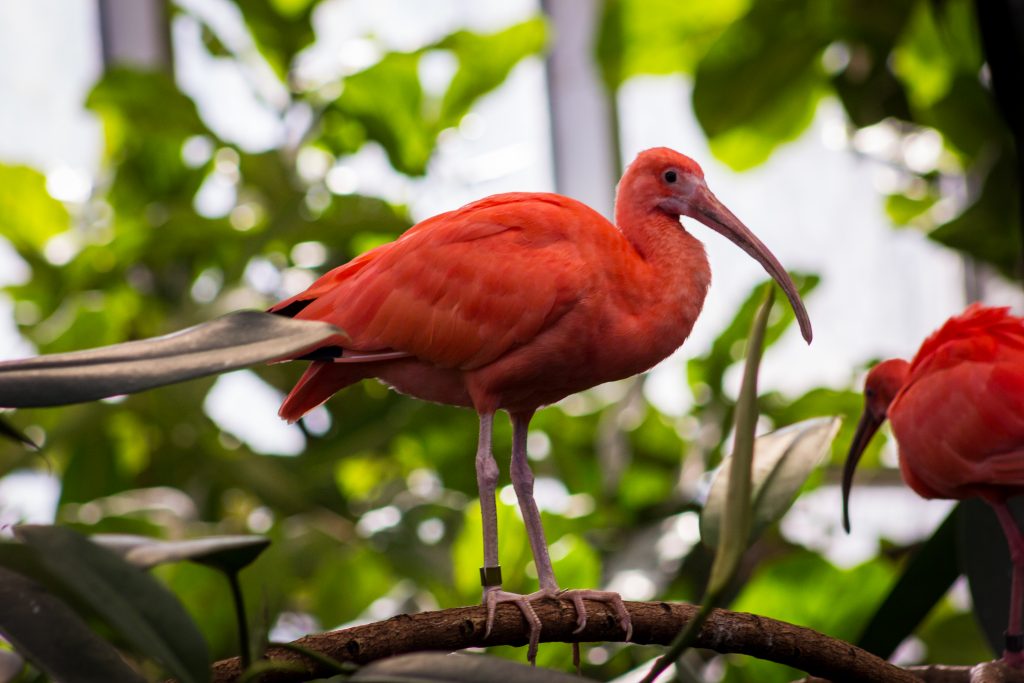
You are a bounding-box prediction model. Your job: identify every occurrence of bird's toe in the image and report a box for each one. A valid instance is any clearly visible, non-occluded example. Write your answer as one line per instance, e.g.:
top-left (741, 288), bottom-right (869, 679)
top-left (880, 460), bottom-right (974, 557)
top-left (482, 588), bottom-right (543, 664)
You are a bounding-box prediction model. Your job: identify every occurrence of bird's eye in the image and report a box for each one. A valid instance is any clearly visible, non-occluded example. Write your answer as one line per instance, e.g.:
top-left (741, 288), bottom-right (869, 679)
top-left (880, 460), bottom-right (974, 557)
top-left (663, 170), bottom-right (677, 183)
top-left (865, 387), bottom-right (876, 399)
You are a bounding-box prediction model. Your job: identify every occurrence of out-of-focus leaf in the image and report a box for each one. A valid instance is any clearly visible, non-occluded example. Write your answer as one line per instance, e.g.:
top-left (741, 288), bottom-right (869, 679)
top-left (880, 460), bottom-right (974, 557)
top-left (331, 52), bottom-right (433, 176)
top-left (0, 566), bottom-right (145, 683)
top-left (734, 549), bottom-right (895, 640)
top-left (829, 1), bottom-right (915, 127)
top-left (92, 534), bottom-right (270, 572)
top-left (0, 311), bottom-right (343, 408)
top-left (886, 192), bottom-right (938, 226)
top-left (692, 0), bottom-right (830, 169)
top-left (0, 164), bottom-right (70, 254)
top-left (14, 525), bottom-right (210, 683)
top-left (689, 275), bottom-right (819, 400)
top-left (0, 649), bottom-right (24, 681)
top-left (595, 0), bottom-right (748, 89)
top-left (857, 505), bottom-right (960, 658)
top-left (325, 20), bottom-right (545, 176)
top-left (958, 497), bottom-right (1020, 655)
top-left (0, 414), bottom-right (38, 449)
top-left (707, 285), bottom-right (772, 598)
top-left (930, 152), bottom-right (1021, 279)
top-left (436, 19), bottom-right (547, 128)
top-left (701, 417), bottom-right (840, 549)
top-left (351, 652), bottom-right (594, 682)
top-left (234, 0), bottom-right (315, 80)
top-left (764, 386), bottom-right (882, 467)
top-left (87, 68), bottom-right (207, 140)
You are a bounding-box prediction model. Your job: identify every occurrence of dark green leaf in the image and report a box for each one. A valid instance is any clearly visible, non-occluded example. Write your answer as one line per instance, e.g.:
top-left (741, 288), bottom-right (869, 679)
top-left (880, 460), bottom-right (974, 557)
top-left (692, 0), bottom-right (831, 169)
top-left (235, 0), bottom-right (315, 79)
top-left (0, 311), bottom-right (342, 408)
top-left (929, 150), bottom-right (1021, 279)
top-left (857, 505), bottom-right (961, 658)
top-left (958, 497), bottom-right (1018, 656)
top-left (351, 652), bottom-right (594, 682)
top-left (92, 534), bottom-right (270, 573)
top-left (0, 566), bottom-right (146, 683)
top-left (14, 526), bottom-right (210, 683)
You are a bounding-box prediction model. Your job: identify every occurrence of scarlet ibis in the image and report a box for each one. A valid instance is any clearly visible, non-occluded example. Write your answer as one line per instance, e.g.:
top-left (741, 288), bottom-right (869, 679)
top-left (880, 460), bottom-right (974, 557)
top-left (843, 304), bottom-right (1024, 666)
top-left (270, 147), bottom-right (812, 660)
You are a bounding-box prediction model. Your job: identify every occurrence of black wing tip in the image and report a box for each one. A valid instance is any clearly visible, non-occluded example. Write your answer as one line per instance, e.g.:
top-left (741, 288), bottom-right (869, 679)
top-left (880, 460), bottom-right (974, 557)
top-left (293, 346), bottom-right (345, 361)
top-left (271, 299), bottom-right (315, 318)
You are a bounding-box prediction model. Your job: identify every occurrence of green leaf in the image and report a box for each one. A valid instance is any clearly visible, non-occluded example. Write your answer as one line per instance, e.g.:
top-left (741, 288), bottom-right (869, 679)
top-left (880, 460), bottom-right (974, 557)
top-left (0, 413), bottom-right (38, 449)
top-left (0, 164), bottom-right (70, 255)
top-left (706, 285), bottom-right (773, 597)
top-left (856, 506), bottom-right (960, 659)
top-left (234, 0), bottom-right (315, 80)
top-left (92, 534), bottom-right (270, 573)
top-left (885, 192), bottom-right (938, 226)
top-left (351, 652), bottom-right (594, 682)
top-left (14, 525), bottom-right (211, 683)
top-left (0, 311), bottom-right (343, 408)
top-left (0, 566), bottom-right (146, 683)
top-left (958, 497), bottom-right (1019, 656)
top-left (436, 19), bottom-right (548, 128)
top-left (929, 151), bottom-right (1021, 279)
top-left (595, 0), bottom-right (749, 89)
top-left (701, 416), bottom-right (840, 549)
top-left (692, 0), bottom-right (830, 169)
top-left (331, 52), bottom-right (434, 176)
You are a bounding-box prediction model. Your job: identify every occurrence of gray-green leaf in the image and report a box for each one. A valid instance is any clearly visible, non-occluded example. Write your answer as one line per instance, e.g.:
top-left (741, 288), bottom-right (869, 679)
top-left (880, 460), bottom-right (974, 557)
top-left (701, 416), bottom-right (841, 549)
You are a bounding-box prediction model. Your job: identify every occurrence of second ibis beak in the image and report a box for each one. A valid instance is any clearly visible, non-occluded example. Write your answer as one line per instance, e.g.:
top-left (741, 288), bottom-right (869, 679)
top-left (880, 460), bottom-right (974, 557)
top-left (841, 409), bottom-right (885, 533)
top-left (669, 186), bottom-right (813, 344)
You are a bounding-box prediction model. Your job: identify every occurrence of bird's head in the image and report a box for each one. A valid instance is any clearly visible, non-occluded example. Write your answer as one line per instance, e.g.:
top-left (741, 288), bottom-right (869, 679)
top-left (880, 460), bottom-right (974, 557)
top-left (841, 358), bottom-right (911, 532)
top-left (621, 147), bottom-right (813, 344)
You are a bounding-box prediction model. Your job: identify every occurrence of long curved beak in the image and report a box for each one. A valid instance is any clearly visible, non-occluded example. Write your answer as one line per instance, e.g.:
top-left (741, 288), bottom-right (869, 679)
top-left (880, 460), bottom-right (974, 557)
top-left (841, 409), bottom-right (884, 533)
top-left (667, 187), bottom-right (813, 344)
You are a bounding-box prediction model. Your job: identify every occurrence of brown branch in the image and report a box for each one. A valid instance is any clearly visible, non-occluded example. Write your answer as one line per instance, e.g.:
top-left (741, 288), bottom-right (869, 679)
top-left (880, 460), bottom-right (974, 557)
top-left (212, 600), bottom-right (919, 683)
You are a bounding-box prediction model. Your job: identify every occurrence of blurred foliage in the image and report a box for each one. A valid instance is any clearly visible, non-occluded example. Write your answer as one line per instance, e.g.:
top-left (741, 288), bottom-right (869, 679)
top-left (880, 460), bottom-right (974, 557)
top-left (599, 0), bottom-right (1021, 278)
top-left (0, 0), bottom-right (1017, 680)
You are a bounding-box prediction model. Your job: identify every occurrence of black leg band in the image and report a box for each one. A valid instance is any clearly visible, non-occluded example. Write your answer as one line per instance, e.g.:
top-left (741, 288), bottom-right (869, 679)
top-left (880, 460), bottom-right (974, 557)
top-left (480, 565), bottom-right (502, 587)
top-left (1006, 631), bottom-right (1024, 653)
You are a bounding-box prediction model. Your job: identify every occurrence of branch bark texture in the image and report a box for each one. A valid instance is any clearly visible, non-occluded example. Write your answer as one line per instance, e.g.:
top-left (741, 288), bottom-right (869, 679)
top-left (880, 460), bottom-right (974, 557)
top-left (212, 600), bottom-right (918, 683)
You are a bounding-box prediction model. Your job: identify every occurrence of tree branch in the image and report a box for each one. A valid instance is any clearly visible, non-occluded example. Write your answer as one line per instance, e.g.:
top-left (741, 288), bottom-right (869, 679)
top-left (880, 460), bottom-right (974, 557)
top-left (211, 600), bottom-right (921, 683)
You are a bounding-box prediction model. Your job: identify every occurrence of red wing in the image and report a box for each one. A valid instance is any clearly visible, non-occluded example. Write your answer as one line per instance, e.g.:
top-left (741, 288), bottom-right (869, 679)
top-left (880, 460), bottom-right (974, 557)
top-left (276, 194), bottom-right (611, 370)
top-left (894, 360), bottom-right (1024, 492)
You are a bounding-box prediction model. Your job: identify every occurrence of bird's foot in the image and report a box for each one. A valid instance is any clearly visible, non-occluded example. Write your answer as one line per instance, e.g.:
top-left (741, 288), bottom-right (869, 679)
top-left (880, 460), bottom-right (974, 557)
top-left (558, 588), bottom-right (633, 641)
top-left (482, 586), bottom-right (632, 665)
top-left (483, 587), bottom-right (544, 663)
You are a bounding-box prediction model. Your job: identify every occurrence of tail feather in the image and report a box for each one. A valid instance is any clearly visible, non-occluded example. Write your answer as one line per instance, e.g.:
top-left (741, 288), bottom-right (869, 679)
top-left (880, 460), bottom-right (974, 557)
top-left (279, 361), bottom-right (371, 422)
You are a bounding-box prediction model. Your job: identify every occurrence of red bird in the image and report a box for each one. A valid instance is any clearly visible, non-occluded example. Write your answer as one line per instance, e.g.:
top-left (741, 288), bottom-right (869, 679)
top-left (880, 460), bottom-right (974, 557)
top-left (271, 147), bottom-right (813, 660)
top-left (843, 304), bottom-right (1024, 666)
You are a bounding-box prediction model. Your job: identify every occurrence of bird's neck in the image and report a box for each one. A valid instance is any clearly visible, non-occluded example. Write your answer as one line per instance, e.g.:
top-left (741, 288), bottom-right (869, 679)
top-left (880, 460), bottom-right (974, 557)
top-left (615, 204), bottom-right (711, 337)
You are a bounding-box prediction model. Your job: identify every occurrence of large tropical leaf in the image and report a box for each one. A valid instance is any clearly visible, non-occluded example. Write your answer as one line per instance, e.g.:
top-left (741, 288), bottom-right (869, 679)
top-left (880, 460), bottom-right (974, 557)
top-left (0, 311), bottom-right (342, 408)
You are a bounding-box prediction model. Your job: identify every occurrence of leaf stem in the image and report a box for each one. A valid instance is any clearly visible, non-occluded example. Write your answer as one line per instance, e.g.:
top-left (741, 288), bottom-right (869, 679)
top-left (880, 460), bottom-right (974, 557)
top-left (640, 285), bottom-right (775, 683)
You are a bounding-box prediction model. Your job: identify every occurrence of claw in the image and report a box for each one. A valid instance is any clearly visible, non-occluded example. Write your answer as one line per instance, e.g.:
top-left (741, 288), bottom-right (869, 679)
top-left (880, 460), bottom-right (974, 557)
top-left (483, 588), bottom-right (543, 663)
top-left (558, 589), bottom-right (632, 641)
top-left (480, 588), bottom-right (632, 664)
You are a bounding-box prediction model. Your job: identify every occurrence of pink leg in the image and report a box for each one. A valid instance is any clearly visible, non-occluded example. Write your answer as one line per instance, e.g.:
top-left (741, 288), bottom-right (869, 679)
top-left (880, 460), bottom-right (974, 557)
top-left (990, 500), bottom-right (1024, 667)
top-left (476, 412), bottom-right (542, 659)
top-left (508, 412), bottom-right (632, 640)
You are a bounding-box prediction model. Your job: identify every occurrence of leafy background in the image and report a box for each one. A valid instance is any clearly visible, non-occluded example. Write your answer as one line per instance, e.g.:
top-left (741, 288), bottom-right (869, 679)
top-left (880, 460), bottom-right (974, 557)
top-left (0, 0), bottom-right (1020, 681)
